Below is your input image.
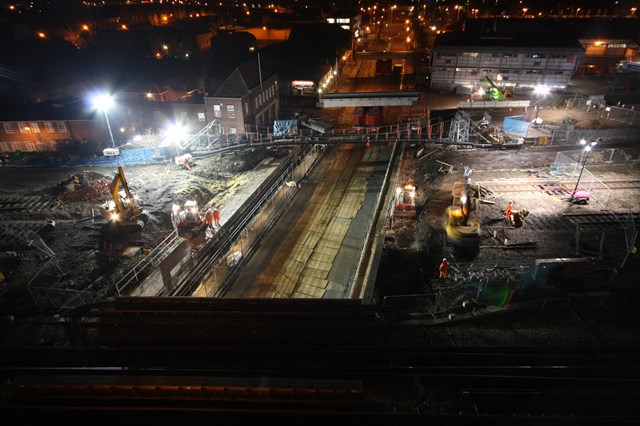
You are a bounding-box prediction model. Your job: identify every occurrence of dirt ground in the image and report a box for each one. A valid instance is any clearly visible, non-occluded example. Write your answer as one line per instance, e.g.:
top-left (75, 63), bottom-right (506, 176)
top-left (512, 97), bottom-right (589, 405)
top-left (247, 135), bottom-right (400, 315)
top-left (376, 142), bottom-right (640, 302)
top-left (0, 147), bottom-right (278, 314)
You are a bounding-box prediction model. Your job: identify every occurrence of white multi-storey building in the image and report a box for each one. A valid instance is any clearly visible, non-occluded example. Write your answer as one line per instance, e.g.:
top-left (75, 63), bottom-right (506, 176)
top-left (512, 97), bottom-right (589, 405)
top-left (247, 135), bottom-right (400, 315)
top-left (430, 24), bottom-right (584, 94)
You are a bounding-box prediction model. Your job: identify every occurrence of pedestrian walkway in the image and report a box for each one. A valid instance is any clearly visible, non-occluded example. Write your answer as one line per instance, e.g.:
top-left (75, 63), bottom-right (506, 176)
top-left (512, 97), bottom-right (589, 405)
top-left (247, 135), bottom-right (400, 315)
top-left (208, 160), bottom-right (285, 229)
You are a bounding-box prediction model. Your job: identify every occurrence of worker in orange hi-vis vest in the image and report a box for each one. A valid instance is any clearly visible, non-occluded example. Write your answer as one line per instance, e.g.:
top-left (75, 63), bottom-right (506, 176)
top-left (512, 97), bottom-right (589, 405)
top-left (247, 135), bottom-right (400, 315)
top-left (505, 201), bottom-right (513, 223)
top-left (205, 210), bottom-right (214, 229)
top-left (212, 207), bottom-right (221, 228)
top-left (439, 258), bottom-right (450, 279)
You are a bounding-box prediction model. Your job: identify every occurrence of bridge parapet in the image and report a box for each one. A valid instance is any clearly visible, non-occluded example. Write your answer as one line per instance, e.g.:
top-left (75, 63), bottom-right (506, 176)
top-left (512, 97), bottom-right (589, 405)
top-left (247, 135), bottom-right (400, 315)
top-left (319, 92), bottom-right (420, 108)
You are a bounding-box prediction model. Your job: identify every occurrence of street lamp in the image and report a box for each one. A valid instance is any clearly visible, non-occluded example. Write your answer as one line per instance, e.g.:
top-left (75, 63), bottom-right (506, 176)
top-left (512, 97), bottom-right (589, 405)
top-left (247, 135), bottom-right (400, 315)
top-left (571, 139), bottom-right (597, 201)
top-left (91, 93), bottom-right (116, 148)
top-left (532, 85), bottom-right (550, 126)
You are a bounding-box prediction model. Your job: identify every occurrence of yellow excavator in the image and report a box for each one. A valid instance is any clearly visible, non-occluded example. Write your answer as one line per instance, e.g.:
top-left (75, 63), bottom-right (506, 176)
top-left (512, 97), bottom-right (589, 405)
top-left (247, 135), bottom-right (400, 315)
top-left (99, 166), bottom-right (147, 236)
top-left (444, 167), bottom-right (481, 248)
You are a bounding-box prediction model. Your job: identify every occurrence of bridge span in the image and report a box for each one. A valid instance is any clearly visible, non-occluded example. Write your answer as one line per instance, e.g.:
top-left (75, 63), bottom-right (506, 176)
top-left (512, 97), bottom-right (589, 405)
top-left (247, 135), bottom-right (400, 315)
top-left (122, 140), bottom-right (400, 303)
top-left (354, 51), bottom-right (414, 61)
top-left (318, 91), bottom-right (420, 108)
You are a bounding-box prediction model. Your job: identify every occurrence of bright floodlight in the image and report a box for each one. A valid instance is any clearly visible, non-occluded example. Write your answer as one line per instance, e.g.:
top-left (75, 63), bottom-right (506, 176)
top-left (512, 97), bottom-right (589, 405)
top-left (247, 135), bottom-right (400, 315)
top-left (166, 122), bottom-right (187, 144)
top-left (90, 93), bottom-right (116, 147)
top-left (92, 94), bottom-right (114, 112)
top-left (534, 85), bottom-right (550, 96)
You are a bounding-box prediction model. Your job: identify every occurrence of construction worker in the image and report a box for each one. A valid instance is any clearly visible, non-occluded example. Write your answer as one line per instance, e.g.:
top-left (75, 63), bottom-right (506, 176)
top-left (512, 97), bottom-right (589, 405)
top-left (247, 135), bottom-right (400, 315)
top-left (205, 210), bottom-right (214, 229)
top-left (439, 258), bottom-right (450, 279)
top-left (212, 207), bottom-right (221, 228)
top-left (464, 165), bottom-right (473, 182)
top-left (181, 158), bottom-right (191, 171)
top-left (505, 201), bottom-right (513, 223)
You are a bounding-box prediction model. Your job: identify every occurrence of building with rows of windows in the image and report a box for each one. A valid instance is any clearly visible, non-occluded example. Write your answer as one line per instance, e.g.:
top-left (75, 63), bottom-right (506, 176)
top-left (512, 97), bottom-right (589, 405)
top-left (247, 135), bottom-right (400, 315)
top-left (429, 19), bottom-right (585, 95)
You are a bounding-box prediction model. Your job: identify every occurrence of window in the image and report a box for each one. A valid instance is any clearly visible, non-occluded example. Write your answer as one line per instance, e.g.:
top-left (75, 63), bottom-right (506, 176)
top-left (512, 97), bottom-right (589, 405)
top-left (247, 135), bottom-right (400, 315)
top-left (527, 54), bottom-right (547, 58)
top-left (3, 123), bottom-right (14, 134)
top-left (213, 105), bottom-right (221, 118)
top-left (244, 102), bottom-right (248, 115)
top-left (461, 52), bottom-right (479, 57)
top-left (229, 127), bottom-right (237, 134)
top-left (57, 122), bottom-right (67, 132)
top-left (154, 111), bottom-right (161, 120)
top-left (197, 112), bottom-right (205, 122)
top-left (30, 122), bottom-right (40, 133)
top-left (44, 122), bottom-right (54, 133)
top-left (181, 111), bottom-right (189, 122)
top-left (550, 53), bottom-right (568, 59)
top-left (227, 105), bottom-right (235, 119)
top-left (37, 142), bottom-right (47, 151)
top-left (18, 122), bottom-right (29, 133)
top-left (608, 43), bottom-right (626, 48)
top-left (502, 53), bottom-right (516, 58)
top-left (255, 98), bottom-right (258, 108)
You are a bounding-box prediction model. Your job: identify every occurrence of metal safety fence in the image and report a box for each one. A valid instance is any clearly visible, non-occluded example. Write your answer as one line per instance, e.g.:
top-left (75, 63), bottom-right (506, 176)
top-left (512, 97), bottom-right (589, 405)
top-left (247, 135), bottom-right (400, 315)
top-left (549, 126), bottom-right (640, 145)
top-left (551, 152), bottom-right (612, 209)
top-left (597, 105), bottom-right (640, 126)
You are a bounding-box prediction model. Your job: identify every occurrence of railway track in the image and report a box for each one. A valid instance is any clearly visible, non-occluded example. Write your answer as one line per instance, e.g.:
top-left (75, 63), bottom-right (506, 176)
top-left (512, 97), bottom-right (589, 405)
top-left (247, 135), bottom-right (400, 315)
top-left (168, 146), bottom-right (311, 297)
top-left (1, 344), bottom-right (639, 422)
top-left (0, 195), bottom-right (58, 218)
top-left (477, 178), bottom-right (640, 194)
top-left (2, 296), bottom-right (638, 423)
top-left (488, 211), bottom-right (640, 232)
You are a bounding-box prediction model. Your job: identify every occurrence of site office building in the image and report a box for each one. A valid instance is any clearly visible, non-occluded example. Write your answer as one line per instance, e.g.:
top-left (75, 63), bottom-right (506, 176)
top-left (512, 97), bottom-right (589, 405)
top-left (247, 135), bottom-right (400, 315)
top-left (204, 57), bottom-right (279, 138)
top-left (429, 19), bottom-right (584, 94)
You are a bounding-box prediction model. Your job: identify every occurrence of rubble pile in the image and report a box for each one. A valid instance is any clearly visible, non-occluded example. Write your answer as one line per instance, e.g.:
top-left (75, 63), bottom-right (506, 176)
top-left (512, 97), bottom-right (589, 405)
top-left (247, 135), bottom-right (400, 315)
top-left (54, 172), bottom-right (111, 203)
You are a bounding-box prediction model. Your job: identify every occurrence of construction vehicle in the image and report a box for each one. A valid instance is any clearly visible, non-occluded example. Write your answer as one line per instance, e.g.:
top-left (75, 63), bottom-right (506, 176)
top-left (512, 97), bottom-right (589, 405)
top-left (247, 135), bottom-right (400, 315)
top-left (444, 172), bottom-right (481, 248)
top-left (394, 184), bottom-right (417, 217)
top-left (99, 166), bottom-right (147, 236)
top-left (171, 200), bottom-right (205, 235)
top-left (571, 189), bottom-right (591, 205)
top-left (175, 153), bottom-right (194, 170)
top-left (480, 76), bottom-right (512, 101)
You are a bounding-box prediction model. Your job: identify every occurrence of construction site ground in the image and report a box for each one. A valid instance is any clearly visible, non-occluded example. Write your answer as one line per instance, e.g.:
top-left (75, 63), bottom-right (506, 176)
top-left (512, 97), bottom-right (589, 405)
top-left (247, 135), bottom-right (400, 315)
top-left (1, 78), bottom-right (640, 347)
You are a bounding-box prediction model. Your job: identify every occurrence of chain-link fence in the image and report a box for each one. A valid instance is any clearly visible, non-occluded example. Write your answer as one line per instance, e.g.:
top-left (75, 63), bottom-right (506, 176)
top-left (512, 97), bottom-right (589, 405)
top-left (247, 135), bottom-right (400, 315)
top-left (551, 152), bottom-right (612, 208)
top-left (549, 126), bottom-right (640, 145)
top-left (597, 105), bottom-right (640, 126)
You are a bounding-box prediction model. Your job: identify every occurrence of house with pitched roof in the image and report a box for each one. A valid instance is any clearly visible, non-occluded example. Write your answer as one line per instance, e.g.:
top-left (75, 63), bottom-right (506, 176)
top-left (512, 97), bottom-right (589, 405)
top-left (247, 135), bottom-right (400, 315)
top-left (205, 55), bottom-right (279, 138)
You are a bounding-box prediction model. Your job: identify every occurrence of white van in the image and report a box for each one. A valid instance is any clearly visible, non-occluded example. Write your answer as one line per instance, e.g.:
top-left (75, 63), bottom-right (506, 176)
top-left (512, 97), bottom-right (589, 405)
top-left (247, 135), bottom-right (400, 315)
top-left (103, 148), bottom-right (121, 157)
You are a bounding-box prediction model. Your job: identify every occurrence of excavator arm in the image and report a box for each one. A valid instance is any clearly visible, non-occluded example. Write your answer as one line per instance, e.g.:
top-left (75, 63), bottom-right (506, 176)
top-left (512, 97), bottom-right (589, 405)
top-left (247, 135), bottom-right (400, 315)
top-left (101, 166), bottom-right (143, 222)
top-left (480, 76), bottom-right (505, 101)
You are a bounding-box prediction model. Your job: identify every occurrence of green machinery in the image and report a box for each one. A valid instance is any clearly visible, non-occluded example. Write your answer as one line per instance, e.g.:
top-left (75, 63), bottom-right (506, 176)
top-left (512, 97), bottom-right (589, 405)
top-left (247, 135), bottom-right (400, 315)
top-left (480, 76), bottom-right (511, 101)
